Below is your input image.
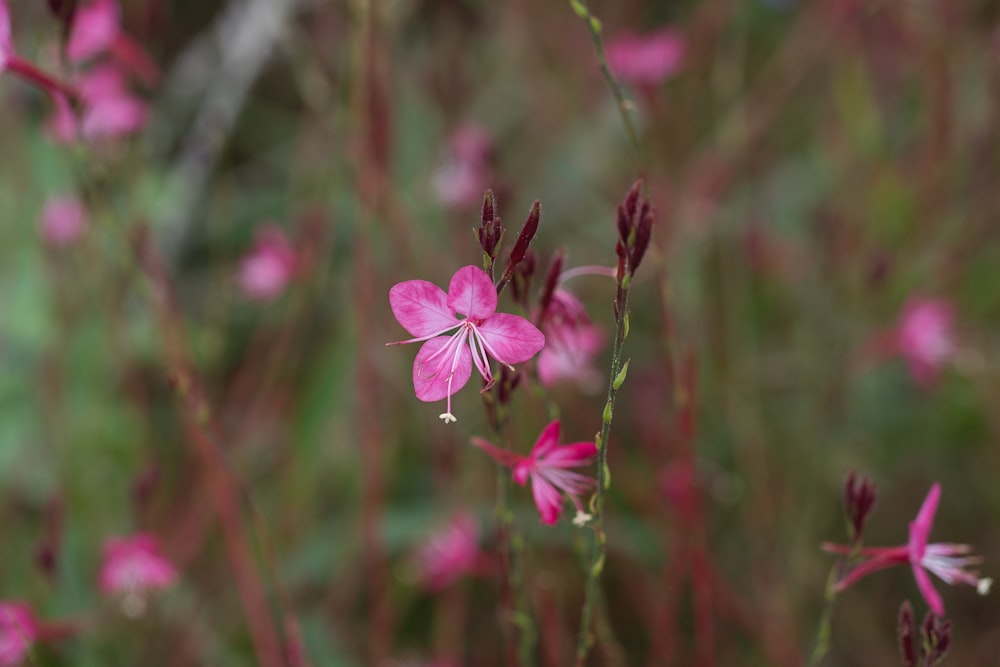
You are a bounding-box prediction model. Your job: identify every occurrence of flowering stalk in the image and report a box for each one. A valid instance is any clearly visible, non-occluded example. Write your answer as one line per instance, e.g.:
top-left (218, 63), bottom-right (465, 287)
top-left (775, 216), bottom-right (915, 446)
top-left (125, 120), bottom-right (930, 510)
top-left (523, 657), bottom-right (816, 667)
top-left (477, 195), bottom-right (542, 667)
top-left (567, 0), bottom-right (641, 164)
top-left (575, 181), bottom-right (652, 665)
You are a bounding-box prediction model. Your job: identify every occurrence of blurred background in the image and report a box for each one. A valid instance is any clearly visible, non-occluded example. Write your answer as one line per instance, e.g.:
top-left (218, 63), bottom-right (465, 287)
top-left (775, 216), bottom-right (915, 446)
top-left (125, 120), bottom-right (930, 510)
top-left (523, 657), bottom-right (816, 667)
top-left (1, 0), bottom-right (999, 664)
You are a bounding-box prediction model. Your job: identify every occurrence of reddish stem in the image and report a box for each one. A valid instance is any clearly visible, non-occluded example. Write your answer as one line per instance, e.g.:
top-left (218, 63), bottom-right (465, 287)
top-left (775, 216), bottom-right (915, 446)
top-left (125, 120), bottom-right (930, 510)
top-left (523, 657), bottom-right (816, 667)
top-left (6, 56), bottom-right (78, 100)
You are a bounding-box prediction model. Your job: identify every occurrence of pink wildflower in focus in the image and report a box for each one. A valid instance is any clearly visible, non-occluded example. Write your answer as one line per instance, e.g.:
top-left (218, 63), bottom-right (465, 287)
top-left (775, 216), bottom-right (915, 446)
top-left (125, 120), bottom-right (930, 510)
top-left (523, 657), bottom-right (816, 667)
top-left (413, 513), bottom-right (482, 591)
top-left (473, 420), bottom-right (597, 525)
top-left (823, 483), bottom-right (991, 616)
top-left (238, 226), bottom-right (298, 301)
top-left (432, 123), bottom-right (492, 209)
top-left (388, 265), bottom-right (544, 423)
top-left (0, 602), bottom-right (36, 667)
top-left (896, 299), bottom-right (956, 386)
top-left (40, 196), bottom-right (87, 247)
top-left (66, 0), bottom-right (120, 62)
top-left (537, 288), bottom-right (604, 389)
top-left (605, 28), bottom-right (686, 86)
top-left (100, 534), bottom-right (177, 617)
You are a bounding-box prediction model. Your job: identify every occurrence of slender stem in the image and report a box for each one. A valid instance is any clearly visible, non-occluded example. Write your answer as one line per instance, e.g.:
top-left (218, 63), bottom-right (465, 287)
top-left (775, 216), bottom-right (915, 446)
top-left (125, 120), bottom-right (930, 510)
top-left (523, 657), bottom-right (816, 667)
top-left (568, 1), bottom-right (643, 169)
top-left (7, 56), bottom-right (78, 99)
top-left (575, 283), bottom-right (631, 666)
top-left (808, 563), bottom-right (842, 666)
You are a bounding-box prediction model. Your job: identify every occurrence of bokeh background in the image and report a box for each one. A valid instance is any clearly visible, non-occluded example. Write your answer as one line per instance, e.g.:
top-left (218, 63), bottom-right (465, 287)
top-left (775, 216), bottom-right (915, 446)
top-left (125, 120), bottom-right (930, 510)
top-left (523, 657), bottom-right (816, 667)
top-left (2, 0), bottom-right (1000, 665)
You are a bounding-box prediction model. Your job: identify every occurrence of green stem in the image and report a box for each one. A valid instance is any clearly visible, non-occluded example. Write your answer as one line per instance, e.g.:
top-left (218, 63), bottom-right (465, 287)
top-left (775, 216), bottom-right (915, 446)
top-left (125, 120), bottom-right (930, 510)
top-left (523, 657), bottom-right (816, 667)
top-left (574, 284), bottom-right (631, 666)
top-left (808, 564), bottom-right (841, 666)
top-left (569, 1), bottom-right (643, 168)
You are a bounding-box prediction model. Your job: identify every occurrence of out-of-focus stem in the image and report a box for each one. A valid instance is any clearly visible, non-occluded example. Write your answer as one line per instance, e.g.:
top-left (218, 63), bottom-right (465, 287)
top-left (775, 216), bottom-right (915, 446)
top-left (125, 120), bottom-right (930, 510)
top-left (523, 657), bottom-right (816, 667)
top-left (568, 0), bottom-right (643, 168)
top-left (131, 229), bottom-right (286, 667)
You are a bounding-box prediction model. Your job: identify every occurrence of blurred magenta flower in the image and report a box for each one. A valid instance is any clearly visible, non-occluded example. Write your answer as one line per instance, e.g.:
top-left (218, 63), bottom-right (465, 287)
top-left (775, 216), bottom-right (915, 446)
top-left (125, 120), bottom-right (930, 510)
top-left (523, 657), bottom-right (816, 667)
top-left (605, 28), bottom-right (686, 86)
top-left (48, 64), bottom-right (148, 142)
top-left (239, 226), bottom-right (298, 301)
top-left (896, 299), bottom-right (956, 386)
top-left (537, 288), bottom-right (604, 389)
top-left (40, 196), bottom-right (87, 247)
top-left (0, 1), bottom-right (11, 74)
top-left (413, 512), bottom-right (483, 591)
top-left (432, 123), bottom-right (492, 209)
top-left (100, 534), bottom-right (177, 616)
top-left (0, 602), bottom-right (36, 667)
top-left (388, 265), bottom-right (544, 423)
top-left (66, 0), bottom-right (119, 62)
top-left (473, 420), bottom-right (597, 525)
top-left (823, 483), bottom-right (991, 616)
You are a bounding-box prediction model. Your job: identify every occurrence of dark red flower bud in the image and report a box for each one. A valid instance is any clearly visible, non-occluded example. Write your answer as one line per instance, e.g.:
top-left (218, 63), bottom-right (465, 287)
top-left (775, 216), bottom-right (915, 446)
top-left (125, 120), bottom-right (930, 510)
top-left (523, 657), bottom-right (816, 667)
top-left (496, 200), bottom-right (540, 294)
top-left (844, 471), bottom-right (878, 544)
top-left (897, 601), bottom-right (916, 667)
top-left (920, 610), bottom-right (951, 665)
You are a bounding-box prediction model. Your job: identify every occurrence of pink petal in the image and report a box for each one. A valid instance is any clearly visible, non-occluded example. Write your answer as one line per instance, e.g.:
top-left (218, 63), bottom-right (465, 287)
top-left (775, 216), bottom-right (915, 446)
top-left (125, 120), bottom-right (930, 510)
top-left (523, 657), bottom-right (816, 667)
top-left (909, 483), bottom-right (940, 562)
top-left (447, 265), bottom-right (496, 320)
top-left (47, 92), bottom-right (79, 143)
top-left (67, 0), bottom-right (120, 62)
top-left (82, 95), bottom-right (147, 139)
top-left (542, 442), bottom-right (598, 465)
top-left (471, 437), bottom-right (525, 469)
top-left (912, 561), bottom-right (944, 616)
top-left (530, 475), bottom-right (564, 525)
top-left (530, 420), bottom-right (562, 459)
top-left (0, 1), bottom-right (11, 72)
top-left (606, 28), bottom-right (686, 85)
top-left (40, 196), bottom-right (88, 246)
top-left (477, 314), bottom-right (545, 365)
top-left (412, 336), bottom-right (472, 402)
top-left (390, 280), bottom-right (457, 337)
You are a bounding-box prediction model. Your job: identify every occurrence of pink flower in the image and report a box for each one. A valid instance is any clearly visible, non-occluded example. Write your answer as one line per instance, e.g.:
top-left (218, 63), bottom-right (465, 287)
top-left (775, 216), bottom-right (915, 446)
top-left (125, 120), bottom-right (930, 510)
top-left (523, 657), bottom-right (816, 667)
top-left (40, 196), bottom-right (87, 247)
top-left (48, 64), bottom-right (148, 142)
top-left (537, 288), bottom-right (604, 388)
top-left (238, 226), bottom-right (298, 300)
top-left (99, 534), bottom-right (177, 616)
top-left (413, 512), bottom-right (482, 591)
top-left (896, 299), bottom-right (956, 386)
top-left (0, 1), bottom-right (12, 74)
top-left (432, 124), bottom-right (492, 209)
top-left (473, 420), bottom-right (598, 525)
top-left (823, 483), bottom-right (991, 616)
top-left (605, 28), bottom-right (686, 86)
top-left (388, 265), bottom-right (545, 423)
top-left (0, 602), bottom-right (36, 667)
top-left (66, 0), bottom-right (120, 62)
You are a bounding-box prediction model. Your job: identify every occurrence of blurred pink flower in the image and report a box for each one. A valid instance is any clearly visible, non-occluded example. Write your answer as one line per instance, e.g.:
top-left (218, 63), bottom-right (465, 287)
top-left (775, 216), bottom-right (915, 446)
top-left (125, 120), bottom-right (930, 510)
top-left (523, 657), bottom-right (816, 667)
top-left (896, 299), bottom-right (956, 386)
top-left (388, 265), bottom-right (544, 424)
top-left (40, 196), bottom-right (87, 247)
top-left (0, 1), bottom-right (11, 74)
top-left (537, 288), bottom-right (604, 389)
top-left (0, 602), bottom-right (36, 667)
top-left (66, 0), bottom-right (119, 62)
top-left (823, 483), bottom-right (991, 616)
top-left (413, 512), bottom-right (481, 591)
top-left (606, 28), bottom-right (686, 86)
top-left (100, 534), bottom-right (177, 615)
top-left (432, 123), bottom-right (492, 209)
top-left (474, 420), bottom-right (597, 525)
top-left (48, 64), bottom-right (147, 142)
top-left (238, 226), bottom-right (298, 301)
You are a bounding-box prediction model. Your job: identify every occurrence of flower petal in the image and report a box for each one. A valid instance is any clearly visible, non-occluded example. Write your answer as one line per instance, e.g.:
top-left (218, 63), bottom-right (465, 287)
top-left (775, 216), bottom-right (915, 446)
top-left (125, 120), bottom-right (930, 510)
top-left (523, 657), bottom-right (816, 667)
top-left (530, 475), bottom-right (564, 525)
top-left (912, 561), bottom-right (945, 616)
top-left (471, 437), bottom-right (525, 469)
top-left (67, 0), bottom-right (120, 62)
top-left (542, 442), bottom-right (598, 466)
top-left (909, 483), bottom-right (940, 562)
top-left (447, 265), bottom-right (497, 320)
top-left (0, 1), bottom-right (11, 72)
top-left (412, 335), bottom-right (472, 402)
top-left (530, 420), bottom-right (562, 459)
top-left (477, 313), bottom-right (545, 364)
top-left (390, 280), bottom-right (458, 337)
